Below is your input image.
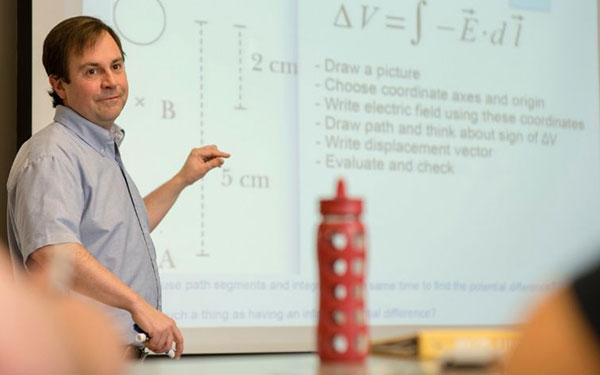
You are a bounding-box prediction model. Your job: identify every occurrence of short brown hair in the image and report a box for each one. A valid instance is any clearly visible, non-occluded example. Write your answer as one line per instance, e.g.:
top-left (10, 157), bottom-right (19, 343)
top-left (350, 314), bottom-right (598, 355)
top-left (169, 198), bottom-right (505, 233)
top-left (43, 16), bottom-right (125, 107)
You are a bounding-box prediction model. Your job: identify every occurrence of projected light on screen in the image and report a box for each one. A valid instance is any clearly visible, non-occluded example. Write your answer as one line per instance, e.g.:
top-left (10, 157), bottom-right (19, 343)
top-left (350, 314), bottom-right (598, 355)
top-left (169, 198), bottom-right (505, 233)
top-left (28, 0), bottom-right (600, 353)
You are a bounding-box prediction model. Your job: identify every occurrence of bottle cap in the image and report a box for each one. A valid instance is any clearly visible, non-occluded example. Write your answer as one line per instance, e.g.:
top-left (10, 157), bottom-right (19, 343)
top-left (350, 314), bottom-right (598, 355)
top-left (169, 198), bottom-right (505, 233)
top-left (320, 179), bottom-right (362, 215)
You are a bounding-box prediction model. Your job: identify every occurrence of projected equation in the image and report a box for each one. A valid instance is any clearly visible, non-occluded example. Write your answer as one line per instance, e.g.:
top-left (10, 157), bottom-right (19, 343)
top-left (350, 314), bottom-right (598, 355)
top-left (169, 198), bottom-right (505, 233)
top-left (333, 1), bottom-right (525, 47)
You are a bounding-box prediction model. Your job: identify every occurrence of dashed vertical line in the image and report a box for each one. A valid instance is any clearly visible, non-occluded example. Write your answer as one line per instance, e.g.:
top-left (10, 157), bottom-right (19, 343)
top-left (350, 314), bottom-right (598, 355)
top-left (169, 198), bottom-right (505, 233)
top-left (195, 20), bottom-right (209, 258)
top-left (234, 24), bottom-right (247, 110)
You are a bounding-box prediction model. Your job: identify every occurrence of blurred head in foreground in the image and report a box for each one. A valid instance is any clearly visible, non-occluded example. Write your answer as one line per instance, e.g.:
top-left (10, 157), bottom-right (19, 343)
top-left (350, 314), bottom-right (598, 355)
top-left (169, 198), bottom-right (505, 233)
top-left (504, 261), bottom-right (600, 374)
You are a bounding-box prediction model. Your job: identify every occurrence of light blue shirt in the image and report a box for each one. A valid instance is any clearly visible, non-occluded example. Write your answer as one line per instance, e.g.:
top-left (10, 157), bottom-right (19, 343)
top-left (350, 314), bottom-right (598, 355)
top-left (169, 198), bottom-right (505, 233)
top-left (6, 105), bottom-right (161, 343)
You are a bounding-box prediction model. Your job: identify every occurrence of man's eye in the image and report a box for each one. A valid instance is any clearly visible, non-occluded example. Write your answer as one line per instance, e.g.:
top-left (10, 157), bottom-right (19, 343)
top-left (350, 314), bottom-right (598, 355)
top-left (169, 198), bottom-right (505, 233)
top-left (87, 68), bottom-right (97, 75)
top-left (112, 63), bottom-right (122, 70)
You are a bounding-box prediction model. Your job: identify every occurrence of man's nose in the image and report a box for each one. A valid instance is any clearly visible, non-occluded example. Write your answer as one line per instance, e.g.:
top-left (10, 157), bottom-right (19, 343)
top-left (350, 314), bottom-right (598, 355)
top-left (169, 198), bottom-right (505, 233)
top-left (101, 71), bottom-right (117, 88)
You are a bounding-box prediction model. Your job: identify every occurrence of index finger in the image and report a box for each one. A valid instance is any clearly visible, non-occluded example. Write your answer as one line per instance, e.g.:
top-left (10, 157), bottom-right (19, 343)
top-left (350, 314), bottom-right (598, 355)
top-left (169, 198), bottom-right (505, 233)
top-left (173, 324), bottom-right (184, 358)
top-left (205, 150), bottom-right (231, 159)
top-left (194, 147), bottom-right (231, 159)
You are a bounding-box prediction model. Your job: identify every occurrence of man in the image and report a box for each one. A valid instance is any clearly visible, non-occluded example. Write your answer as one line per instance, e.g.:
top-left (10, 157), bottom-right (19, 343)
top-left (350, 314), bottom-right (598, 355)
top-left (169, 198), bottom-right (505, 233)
top-left (6, 16), bottom-right (229, 358)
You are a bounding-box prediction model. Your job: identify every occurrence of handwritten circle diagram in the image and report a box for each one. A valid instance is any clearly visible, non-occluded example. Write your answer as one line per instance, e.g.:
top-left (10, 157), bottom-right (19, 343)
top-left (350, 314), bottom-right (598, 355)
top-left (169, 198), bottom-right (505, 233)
top-left (113, 0), bottom-right (166, 46)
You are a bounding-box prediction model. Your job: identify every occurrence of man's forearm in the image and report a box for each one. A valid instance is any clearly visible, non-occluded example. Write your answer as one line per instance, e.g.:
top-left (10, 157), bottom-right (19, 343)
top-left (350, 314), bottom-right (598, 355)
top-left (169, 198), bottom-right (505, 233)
top-left (143, 174), bottom-right (187, 232)
top-left (28, 242), bottom-right (185, 357)
top-left (28, 242), bottom-right (146, 313)
top-left (143, 145), bottom-right (230, 232)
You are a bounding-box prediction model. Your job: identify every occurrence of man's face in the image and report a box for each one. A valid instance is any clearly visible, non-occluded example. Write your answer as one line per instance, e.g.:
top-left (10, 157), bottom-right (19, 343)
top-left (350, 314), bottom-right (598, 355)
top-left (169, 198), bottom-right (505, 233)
top-left (51, 31), bottom-right (128, 129)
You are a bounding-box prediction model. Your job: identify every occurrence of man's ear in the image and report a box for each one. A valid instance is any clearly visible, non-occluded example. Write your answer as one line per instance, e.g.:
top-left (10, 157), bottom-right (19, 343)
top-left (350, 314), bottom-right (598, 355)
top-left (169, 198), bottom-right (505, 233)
top-left (49, 75), bottom-right (67, 101)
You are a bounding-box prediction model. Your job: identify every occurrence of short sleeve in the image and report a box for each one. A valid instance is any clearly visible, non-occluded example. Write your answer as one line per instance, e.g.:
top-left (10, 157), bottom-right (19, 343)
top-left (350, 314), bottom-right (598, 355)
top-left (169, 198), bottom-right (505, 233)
top-left (572, 260), bottom-right (600, 344)
top-left (11, 155), bottom-right (84, 263)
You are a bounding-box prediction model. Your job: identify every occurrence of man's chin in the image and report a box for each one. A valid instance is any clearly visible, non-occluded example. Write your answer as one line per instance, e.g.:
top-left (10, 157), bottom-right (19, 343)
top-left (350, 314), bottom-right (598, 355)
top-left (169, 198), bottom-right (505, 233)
top-left (95, 107), bottom-right (124, 126)
top-left (100, 99), bottom-right (125, 111)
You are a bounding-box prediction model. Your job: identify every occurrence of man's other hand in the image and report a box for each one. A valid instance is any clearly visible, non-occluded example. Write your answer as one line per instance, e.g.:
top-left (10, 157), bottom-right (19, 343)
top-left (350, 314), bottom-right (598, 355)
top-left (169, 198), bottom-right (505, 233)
top-left (131, 297), bottom-right (184, 358)
top-left (177, 145), bottom-right (230, 186)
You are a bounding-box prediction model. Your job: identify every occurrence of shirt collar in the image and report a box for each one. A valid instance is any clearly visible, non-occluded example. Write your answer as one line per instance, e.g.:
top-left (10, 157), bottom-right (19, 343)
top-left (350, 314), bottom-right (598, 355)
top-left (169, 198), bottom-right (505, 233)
top-left (54, 105), bottom-right (125, 157)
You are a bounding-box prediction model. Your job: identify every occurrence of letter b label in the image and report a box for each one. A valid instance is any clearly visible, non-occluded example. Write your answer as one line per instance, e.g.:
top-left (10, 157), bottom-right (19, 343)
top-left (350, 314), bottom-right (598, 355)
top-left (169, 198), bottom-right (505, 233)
top-left (162, 100), bottom-right (176, 119)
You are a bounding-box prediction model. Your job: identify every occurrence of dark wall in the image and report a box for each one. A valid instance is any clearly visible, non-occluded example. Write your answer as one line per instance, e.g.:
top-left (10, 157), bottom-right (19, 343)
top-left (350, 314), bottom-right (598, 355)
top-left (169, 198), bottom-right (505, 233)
top-left (0, 0), bottom-right (18, 251)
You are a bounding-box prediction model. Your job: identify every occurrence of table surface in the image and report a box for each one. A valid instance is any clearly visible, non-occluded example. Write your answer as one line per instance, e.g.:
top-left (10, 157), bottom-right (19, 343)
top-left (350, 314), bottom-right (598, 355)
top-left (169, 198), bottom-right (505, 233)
top-left (129, 353), bottom-right (499, 375)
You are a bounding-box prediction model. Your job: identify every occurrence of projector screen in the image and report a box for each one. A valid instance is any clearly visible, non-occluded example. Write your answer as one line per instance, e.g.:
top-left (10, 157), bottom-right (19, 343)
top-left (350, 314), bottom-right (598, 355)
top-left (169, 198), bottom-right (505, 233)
top-left (27, 0), bottom-right (600, 353)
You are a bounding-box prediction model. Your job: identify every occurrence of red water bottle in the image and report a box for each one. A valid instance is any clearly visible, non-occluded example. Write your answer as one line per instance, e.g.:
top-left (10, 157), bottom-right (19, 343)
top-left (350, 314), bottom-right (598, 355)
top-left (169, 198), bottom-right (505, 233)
top-left (317, 179), bottom-right (368, 362)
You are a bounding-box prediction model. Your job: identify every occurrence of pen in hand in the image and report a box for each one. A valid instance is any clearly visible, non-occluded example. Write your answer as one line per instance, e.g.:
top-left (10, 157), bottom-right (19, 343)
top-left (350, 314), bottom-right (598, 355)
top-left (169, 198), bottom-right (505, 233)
top-left (133, 324), bottom-right (176, 359)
